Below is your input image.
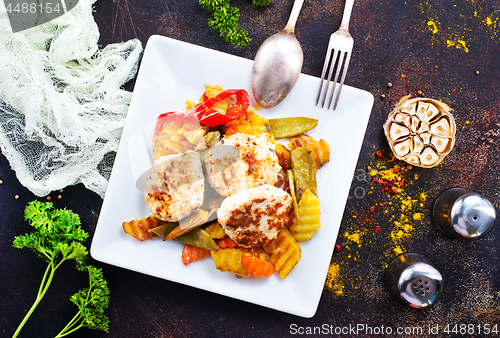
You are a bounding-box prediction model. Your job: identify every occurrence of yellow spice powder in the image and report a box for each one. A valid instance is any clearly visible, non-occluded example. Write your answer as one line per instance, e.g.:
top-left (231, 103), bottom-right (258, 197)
top-left (344, 231), bottom-right (362, 245)
top-left (325, 263), bottom-right (345, 296)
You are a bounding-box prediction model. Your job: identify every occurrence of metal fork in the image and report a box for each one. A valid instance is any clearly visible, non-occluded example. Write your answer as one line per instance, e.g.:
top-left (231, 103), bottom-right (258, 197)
top-left (316, 0), bottom-right (355, 110)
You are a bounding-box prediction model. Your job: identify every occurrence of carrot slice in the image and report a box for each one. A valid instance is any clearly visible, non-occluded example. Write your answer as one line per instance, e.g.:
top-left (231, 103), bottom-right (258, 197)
top-left (216, 236), bottom-right (237, 248)
top-left (241, 253), bottom-right (275, 278)
top-left (181, 244), bottom-right (211, 265)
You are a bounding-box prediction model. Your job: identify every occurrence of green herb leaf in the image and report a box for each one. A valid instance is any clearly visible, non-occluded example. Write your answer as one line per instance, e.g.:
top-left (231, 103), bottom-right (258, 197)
top-left (200, 0), bottom-right (272, 47)
top-left (251, 0), bottom-right (272, 5)
top-left (55, 266), bottom-right (110, 337)
top-left (200, 0), bottom-right (229, 12)
top-left (208, 5), bottom-right (251, 47)
top-left (11, 201), bottom-right (92, 338)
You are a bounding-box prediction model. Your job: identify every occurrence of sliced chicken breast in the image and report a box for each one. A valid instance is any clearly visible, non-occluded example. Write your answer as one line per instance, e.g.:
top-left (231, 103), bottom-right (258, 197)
top-left (143, 151), bottom-right (204, 222)
top-left (217, 185), bottom-right (293, 248)
top-left (205, 133), bottom-right (281, 196)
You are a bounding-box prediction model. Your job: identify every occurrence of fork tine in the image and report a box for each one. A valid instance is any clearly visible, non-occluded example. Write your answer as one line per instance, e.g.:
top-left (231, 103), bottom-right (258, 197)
top-left (321, 50), bottom-right (338, 108)
top-left (332, 51), bottom-right (352, 110)
top-left (325, 50), bottom-right (343, 109)
top-left (316, 0), bottom-right (355, 110)
top-left (315, 47), bottom-right (332, 106)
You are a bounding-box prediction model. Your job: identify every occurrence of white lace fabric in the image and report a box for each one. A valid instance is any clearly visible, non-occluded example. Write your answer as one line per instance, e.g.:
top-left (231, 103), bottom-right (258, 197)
top-left (0, 0), bottom-right (142, 198)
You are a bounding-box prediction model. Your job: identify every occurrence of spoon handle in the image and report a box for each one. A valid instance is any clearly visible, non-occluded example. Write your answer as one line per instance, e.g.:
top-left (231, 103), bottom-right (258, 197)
top-left (339, 0), bottom-right (355, 31)
top-left (283, 0), bottom-right (305, 33)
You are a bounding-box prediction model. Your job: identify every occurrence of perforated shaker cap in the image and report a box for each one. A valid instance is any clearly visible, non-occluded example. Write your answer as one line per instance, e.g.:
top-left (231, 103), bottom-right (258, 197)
top-left (386, 253), bottom-right (444, 309)
top-left (398, 262), bottom-right (444, 309)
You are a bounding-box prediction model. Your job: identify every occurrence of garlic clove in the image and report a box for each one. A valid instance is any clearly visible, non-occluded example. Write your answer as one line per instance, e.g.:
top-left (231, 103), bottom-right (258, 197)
top-left (420, 132), bottom-right (432, 145)
top-left (431, 135), bottom-right (450, 153)
top-left (416, 102), bottom-right (430, 120)
top-left (394, 113), bottom-right (411, 127)
top-left (393, 138), bottom-right (411, 157)
top-left (412, 135), bottom-right (425, 153)
top-left (410, 116), bottom-right (420, 133)
top-left (417, 121), bottom-right (430, 133)
top-left (400, 101), bottom-right (417, 115)
top-left (406, 154), bottom-right (420, 165)
top-left (420, 147), bottom-right (440, 167)
top-left (430, 118), bottom-right (451, 136)
top-left (423, 103), bottom-right (439, 122)
top-left (389, 122), bottom-right (410, 140)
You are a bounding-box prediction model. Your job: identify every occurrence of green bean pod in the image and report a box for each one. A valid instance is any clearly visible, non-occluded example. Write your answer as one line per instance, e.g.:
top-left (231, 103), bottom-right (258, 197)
top-left (290, 146), bottom-right (317, 200)
top-left (268, 117), bottom-right (318, 139)
top-left (150, 223), bottom-right (219, 250)
top-left (175, 227), bottom-right (219, 250)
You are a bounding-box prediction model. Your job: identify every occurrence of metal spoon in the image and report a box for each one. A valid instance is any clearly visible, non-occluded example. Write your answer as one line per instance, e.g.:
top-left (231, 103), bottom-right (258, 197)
top-left (251, 0), bottom-right (305, 109)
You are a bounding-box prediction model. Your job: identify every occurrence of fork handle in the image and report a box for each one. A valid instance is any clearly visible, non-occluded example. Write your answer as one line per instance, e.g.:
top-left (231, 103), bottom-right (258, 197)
top-left (339, 0), bottom-right (355, 31)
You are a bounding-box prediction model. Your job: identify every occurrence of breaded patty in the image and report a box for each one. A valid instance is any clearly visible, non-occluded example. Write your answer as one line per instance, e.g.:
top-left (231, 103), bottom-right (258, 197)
top-left (217, 185), bottom-right (293, 248)
top-left (205, 133), bottom-right (281, 196)
top-left (143, 151), bottom-right (204, 222)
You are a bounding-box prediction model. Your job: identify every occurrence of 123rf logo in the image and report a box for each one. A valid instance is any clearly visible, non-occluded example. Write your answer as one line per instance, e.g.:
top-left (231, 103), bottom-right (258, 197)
top-left (3, 0), bottom-right (78, 32)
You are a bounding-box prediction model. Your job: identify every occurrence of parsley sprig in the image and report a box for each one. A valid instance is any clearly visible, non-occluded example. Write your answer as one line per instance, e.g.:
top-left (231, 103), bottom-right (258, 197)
top-left (55, 266), bottom-right (110, 337)
top-left (12, 201), bottom-right (110, 338)
top-left (200, 0), bottom-right (272, 47)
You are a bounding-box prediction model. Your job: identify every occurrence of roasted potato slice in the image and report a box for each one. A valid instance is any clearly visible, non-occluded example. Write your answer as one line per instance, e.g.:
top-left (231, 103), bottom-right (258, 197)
top-left (122, 215), bottom-right (165, 241)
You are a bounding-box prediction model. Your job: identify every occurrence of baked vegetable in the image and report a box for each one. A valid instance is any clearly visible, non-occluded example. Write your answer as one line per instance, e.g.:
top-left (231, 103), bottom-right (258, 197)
top-left (383, 95), bottom-right (456, 167)
top-left (150, 222), bottom-right (219, 250)
top-left (268, 117), bottom-right (318, 139)
top-left (224, 110), bottom-right (273, 140)
top-left (211, 248), bottom-right (251, 277)
top-left (290, 146), bottom-right (317, 199)
top-left (242, 252), bottom-right (275, 277)
top-left (155, 89), bottom-right (250, 127)
top-left (204, 221), bottom-right (227, 239)
top-left (263, 227), bottom-right (301, 279)
top-left (182, 244), bottom-right (211, 265)
top-left (122, 215), bottom-right (165, 241)
top-left (216, 236), bottom-right (238, 248)
top-left (275, 143), bottom-right (291, 170)
top-left (288, 134), bottom-right (330, 170)
top-left (289, 189), bottom-right (321, 241)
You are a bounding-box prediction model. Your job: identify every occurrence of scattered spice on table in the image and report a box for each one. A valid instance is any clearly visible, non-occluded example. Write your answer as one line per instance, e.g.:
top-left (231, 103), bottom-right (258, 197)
top-left (324, 263), bottom-right (345, 296)
top-left (419, 1), bottom-right (500, 53)
top-left (324, 150), bottom-right (439, 297)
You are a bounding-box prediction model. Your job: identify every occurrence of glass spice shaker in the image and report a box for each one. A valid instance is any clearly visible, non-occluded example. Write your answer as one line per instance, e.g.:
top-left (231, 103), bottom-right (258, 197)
top-left (432, 188), bottom-right (496, 239)
top-left (385, 253), bottom-right (444, 309)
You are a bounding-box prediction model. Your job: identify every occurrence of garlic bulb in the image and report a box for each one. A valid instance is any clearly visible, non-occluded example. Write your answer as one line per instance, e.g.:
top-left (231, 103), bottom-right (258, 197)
top-left (383, 96), bottom-right (456, 168)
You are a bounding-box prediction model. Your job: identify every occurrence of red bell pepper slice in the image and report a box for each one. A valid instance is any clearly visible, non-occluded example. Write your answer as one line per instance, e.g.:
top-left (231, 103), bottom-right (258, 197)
top-left (154, 110), bottom-right (197, 135)
top-left (194, 89), bottom-right (249, 126)
top-left (154, 89), bottom-right (249, 133)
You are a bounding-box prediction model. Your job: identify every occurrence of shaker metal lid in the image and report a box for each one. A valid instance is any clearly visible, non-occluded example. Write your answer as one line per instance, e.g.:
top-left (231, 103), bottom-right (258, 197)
top-left (398, 262), bottom-right (444, 309)
top-left (385, 253), bottom-right (444, 309)
top-left (450, 193), bottom-right (496, 239)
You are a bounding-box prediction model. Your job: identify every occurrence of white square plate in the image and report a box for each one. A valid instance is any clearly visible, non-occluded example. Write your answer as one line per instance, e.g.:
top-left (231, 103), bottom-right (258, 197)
top-left (91, 35), bottom-right (373, 318)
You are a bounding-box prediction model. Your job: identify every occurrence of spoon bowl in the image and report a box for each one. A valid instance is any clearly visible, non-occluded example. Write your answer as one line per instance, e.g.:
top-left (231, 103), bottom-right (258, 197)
top-left (252, 0), bottom-right (304, 109)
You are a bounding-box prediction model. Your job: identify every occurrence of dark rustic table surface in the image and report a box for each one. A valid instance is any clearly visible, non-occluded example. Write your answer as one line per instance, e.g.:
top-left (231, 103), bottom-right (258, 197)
top-left (2, 0), bottom-right (500, 337)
